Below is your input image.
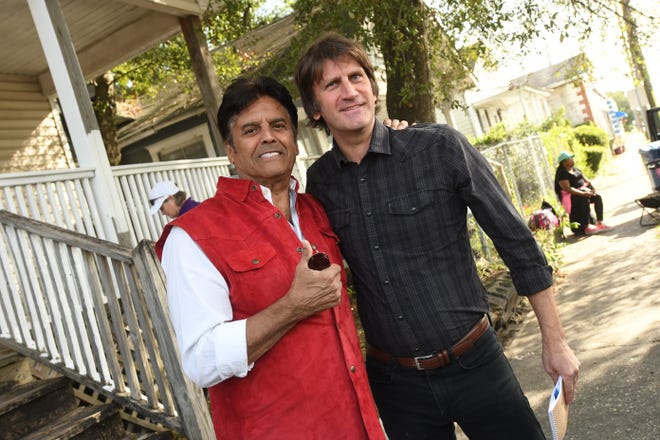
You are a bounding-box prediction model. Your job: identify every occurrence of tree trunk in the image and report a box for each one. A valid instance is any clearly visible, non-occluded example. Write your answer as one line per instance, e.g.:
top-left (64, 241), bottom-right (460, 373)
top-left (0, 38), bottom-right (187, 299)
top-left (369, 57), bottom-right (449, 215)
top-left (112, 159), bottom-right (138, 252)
top-left (374, 1), bottom-right (436, 123)
top-left (92, 72), bottom-right (121, 165)
top-left (621, 0), bottom-right (655, 108)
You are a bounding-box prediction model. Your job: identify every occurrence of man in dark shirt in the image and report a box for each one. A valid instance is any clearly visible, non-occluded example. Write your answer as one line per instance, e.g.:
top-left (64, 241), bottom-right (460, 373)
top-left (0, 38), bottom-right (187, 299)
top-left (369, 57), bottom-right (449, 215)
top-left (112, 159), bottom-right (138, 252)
top-left (295, 33), bottom-right (580, 440)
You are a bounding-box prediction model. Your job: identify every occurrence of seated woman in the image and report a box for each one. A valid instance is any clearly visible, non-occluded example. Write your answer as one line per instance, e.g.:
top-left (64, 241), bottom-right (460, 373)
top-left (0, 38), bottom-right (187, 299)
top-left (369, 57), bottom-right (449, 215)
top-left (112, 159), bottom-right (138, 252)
top-left (554, 151), bottom-right (612, 235)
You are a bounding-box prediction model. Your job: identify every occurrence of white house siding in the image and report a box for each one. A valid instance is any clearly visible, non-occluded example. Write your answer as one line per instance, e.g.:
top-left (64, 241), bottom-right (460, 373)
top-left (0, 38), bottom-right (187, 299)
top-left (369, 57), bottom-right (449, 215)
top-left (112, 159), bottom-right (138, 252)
top-left (547, 83), bottom-right (584, 126)
top-left (434, 95), bottom-right (478, 139)
top-left (583, 86), bottom-right (615, 137)
top-left (0, 75), bottom-right (71, 173)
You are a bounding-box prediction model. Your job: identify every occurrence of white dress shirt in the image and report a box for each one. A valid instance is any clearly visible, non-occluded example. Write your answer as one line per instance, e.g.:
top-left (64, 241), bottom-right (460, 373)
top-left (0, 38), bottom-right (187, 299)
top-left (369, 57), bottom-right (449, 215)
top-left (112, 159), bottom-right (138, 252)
top-left (161, 180), bottom-right (302, 388)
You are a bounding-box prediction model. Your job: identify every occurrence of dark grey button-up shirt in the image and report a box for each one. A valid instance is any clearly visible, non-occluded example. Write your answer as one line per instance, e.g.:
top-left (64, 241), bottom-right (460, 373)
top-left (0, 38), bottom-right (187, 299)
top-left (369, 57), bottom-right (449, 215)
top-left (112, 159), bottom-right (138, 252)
top-left (307, 121), bottom-right (553, 356)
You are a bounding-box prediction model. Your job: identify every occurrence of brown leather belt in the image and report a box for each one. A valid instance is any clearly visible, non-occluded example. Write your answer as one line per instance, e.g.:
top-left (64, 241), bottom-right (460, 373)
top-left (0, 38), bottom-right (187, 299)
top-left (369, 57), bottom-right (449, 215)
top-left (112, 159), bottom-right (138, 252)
top-left (367, 315), bottom-right (490, 370)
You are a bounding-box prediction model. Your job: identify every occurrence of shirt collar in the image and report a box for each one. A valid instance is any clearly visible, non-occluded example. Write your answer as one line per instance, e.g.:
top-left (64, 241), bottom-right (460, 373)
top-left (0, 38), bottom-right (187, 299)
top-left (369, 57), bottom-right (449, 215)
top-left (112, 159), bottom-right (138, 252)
top-left (216, 175), bottom-right (300, 202)
top-left (329, 120), bottom-right (392, 167)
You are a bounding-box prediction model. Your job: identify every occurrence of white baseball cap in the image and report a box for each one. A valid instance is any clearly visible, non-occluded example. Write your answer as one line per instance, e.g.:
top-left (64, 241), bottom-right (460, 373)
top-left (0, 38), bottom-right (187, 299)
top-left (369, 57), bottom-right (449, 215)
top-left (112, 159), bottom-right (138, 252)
top-left (148, 181), bottom-right (180, 215)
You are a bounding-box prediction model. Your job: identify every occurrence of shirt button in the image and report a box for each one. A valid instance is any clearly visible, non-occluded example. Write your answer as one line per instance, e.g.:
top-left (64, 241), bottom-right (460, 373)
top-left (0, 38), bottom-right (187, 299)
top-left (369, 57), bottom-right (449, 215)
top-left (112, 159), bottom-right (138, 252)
top-left (360, 177), bottom-right (366, 183)
top-left (350, 365), bottom-right (356, 373)
top-left (414, 347), bottom-right (421, 353)
top-left (384, 280), bottom-right (390, 285)
top-left (410, 207), bottom-right (417, 212)
top-left (274, 212), bottom-right (281, 219)
top-left (397, 315), bottom-right (404, 320)
top-left (366, 211), bottom-right (372, 216)
top-left (373, 245), bottom-right (380, 250)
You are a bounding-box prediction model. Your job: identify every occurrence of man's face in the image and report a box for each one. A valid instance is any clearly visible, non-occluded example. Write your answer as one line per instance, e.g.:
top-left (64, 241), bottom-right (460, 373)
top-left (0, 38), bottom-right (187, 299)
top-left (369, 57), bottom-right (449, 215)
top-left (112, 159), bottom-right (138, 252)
top-left (226, 96), bottom-right (298, 186)
top-left (312, 56), bottom-right (376, 136)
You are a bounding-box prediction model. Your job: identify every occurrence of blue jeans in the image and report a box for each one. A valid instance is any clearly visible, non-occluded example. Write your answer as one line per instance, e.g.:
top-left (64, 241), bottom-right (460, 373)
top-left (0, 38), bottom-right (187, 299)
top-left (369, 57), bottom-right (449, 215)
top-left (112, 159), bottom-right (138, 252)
top-left (366, 327), bottom-right (545, 440)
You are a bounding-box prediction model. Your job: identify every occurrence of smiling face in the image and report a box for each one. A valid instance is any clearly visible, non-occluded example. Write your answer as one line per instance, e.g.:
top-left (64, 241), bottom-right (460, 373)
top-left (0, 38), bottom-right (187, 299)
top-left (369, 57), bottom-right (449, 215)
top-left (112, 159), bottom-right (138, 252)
top-left (312, 56), bottom-right (376, 138)
top-left (225, 96), bottom-right (298, 187)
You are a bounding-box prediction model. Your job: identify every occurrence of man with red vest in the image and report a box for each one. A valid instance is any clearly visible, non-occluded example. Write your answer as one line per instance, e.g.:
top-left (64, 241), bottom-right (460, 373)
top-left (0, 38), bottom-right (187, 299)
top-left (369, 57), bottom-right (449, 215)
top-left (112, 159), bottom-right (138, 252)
top-left (156, 77), bottom-right (385, 439)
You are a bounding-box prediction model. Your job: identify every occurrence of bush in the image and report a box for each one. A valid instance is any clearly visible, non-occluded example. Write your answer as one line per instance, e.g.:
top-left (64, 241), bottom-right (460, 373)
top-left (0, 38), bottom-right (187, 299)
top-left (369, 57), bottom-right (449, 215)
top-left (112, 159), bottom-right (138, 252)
top-left (471, 123), bottom-right (509, 148)
top-left (573, 123), bottom-right (609, 148)
top-left (582, 145), bottom-right (606, 175)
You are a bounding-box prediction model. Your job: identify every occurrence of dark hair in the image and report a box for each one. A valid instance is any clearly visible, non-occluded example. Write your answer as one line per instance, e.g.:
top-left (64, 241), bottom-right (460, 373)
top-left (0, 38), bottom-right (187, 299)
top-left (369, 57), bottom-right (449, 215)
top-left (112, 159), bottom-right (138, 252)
top-left (216, 77), bottom-right (298, 146)
top-left (173, 191), bottom-right (187, 207)
top-left (294, 32), bottom-right (378, 132)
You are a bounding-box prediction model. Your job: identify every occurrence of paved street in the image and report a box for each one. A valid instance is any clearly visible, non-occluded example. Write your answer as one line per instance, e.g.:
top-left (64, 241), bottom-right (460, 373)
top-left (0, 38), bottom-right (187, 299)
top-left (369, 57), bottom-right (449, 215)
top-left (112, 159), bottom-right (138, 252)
top-left (505, 133), bottom-right (660, 439)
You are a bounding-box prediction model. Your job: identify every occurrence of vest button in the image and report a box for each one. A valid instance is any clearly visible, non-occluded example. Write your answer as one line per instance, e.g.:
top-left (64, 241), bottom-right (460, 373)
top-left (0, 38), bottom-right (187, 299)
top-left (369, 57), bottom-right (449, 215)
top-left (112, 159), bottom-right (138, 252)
top-left (349, 365), bottom-right (356, 373)
top-left (274, 212), bottom-right (281, 219)
top-left (296, 247), bottom-right (303, 253)
top-left (251, 259), bottom-right (259, 265)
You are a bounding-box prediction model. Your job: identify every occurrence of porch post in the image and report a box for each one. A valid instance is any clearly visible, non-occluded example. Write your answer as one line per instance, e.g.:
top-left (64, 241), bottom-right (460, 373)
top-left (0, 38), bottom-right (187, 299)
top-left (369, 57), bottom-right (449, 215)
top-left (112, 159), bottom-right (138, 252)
top-left (180, 15), bottom-right (226, 156)
top-left (27, 0), bottom-right (131, 245)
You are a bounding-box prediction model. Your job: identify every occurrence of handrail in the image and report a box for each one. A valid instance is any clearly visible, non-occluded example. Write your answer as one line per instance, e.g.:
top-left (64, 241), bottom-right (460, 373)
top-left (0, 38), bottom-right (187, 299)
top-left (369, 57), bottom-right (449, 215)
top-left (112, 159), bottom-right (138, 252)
top-left (0, 209), bottom-right (214, 439)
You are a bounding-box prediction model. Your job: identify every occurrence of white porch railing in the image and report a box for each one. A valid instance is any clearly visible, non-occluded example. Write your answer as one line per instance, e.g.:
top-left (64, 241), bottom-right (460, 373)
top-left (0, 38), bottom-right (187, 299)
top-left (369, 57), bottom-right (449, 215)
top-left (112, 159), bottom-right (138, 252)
top-left (0, 210), bottom-right (214, 439)
top-left (111, 157), bottom-right (235, 244)
top-left (0, 156), bottom-right (316, 246)
top-left (0, 167), bottom-right (110, 240)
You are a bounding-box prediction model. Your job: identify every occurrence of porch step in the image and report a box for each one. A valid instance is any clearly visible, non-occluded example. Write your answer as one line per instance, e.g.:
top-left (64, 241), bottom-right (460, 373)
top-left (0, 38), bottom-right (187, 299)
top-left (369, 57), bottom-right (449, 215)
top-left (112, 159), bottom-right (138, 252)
top-left (0, 376), bottom-right (78, 439)
top-left (0, 349), bottom-right (32, 392)
top-left (20, 404), bottom-right (124, 440)
top-left (0, 350), bottom-right (176, 440)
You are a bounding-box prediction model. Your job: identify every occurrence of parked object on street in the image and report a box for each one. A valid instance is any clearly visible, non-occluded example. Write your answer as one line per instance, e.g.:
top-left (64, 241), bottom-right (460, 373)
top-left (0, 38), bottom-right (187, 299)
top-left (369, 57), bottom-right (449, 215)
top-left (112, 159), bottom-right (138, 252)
top-left (638, 140), bottom-right (660, 192)
top-left (635, 192), bottom-right (660, 226)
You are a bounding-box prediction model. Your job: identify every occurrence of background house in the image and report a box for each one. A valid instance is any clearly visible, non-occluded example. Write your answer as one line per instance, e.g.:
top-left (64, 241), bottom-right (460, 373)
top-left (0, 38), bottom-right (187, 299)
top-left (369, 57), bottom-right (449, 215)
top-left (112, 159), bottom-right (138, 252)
top-left (465, 54), bottom-right (615, 138)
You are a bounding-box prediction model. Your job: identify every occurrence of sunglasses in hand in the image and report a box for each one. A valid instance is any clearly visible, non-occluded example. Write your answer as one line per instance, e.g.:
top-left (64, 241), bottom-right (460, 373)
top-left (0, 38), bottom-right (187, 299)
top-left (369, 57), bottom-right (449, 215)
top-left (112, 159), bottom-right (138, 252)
top-left (308, 252), bottom-right (331, 271)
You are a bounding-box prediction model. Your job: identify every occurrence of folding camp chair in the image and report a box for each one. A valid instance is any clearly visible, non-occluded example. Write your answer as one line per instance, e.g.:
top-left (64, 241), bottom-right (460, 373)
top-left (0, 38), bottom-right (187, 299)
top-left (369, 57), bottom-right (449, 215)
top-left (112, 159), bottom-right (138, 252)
top-left (635, 192), bottom-right (660, 226)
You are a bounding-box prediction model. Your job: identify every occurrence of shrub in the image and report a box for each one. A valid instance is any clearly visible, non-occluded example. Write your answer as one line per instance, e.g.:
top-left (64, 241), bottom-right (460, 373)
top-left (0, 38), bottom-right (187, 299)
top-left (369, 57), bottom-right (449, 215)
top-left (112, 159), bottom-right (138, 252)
top-left (582, 145), bottom-right (606, 175)
top-left (573, 123), bottom-right (609, 148)
top-left (471, 123), bottom-right (509, 148)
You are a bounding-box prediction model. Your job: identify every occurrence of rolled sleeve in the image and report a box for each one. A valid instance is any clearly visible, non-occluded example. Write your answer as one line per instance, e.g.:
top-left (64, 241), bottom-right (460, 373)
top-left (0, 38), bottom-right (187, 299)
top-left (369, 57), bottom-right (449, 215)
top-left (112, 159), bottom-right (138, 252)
top-left (162, 226), bottom-right (253, 388)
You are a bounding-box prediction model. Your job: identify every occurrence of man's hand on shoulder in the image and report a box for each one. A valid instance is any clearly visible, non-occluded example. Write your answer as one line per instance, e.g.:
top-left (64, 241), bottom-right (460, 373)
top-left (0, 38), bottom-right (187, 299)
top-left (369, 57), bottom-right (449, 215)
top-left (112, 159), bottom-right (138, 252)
top-left (383, 118), bottom-right (410, 130)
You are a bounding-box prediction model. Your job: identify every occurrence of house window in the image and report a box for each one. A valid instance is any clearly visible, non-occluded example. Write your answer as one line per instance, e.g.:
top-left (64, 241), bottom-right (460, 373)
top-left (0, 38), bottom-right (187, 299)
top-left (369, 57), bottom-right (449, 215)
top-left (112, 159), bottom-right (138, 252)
top-left (158, 140), bottom-right (207, 161)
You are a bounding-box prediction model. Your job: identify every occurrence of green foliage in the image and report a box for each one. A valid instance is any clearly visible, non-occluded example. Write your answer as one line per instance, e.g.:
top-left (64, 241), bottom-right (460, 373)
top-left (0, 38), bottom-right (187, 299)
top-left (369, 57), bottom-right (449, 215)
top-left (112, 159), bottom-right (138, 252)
top-left (608, 91), bottom-right (635, 130)
top-left (538, 108), bottom-right (572, 132)
top-left (113, 0), bottom-right (266, 100)
top-left (573, 123), bottom-right (609, 148)
top-left (471, 123), bottom-right (510, 148)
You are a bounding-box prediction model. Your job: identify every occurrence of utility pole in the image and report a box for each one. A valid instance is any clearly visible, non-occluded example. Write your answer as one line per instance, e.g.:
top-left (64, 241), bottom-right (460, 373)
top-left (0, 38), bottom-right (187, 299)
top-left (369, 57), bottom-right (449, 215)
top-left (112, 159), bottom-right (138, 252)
top-left (621, 0), bottom-right (656, 108)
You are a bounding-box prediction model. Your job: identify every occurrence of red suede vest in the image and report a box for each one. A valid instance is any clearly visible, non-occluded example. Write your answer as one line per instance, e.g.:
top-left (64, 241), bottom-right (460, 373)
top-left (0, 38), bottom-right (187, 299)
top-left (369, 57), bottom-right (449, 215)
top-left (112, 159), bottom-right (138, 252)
top-left (157, 177), bottom-right (384, 440)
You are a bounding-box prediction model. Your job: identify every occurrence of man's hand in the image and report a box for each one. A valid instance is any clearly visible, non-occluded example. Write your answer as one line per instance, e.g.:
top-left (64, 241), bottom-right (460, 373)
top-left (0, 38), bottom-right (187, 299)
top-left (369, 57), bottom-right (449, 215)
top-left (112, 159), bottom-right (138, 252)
top-left (245, 240), bottom-right (342, 364)
top-left (541, 337), bottom-right (581, 404)
top-left (285, 240), bottom-right (342, 319)
top-left (528, 287), bottom-right (581, 404)
top-left (383, 118), bottom-right (409, 129)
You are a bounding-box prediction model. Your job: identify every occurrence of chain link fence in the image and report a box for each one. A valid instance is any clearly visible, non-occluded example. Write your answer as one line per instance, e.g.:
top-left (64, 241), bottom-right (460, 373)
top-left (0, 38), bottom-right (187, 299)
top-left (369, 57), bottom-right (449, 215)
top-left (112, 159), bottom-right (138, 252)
top-left (472, 135), bottom-right (555, 261)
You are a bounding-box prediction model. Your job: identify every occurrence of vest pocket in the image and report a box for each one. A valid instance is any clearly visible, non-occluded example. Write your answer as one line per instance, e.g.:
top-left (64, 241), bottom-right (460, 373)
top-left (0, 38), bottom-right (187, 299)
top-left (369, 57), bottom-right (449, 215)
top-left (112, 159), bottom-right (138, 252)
top-left (225, 244), bottom-right (277, 272)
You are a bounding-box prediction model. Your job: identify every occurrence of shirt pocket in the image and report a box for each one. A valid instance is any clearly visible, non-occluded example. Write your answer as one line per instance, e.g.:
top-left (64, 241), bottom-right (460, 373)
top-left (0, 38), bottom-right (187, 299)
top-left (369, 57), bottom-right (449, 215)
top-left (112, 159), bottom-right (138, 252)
top-left (225, 243), bottom-right (277, 272)
top-left (387, 189), bottom-right (435, 216)
top-left (385, 189), bottom-right (456, 252)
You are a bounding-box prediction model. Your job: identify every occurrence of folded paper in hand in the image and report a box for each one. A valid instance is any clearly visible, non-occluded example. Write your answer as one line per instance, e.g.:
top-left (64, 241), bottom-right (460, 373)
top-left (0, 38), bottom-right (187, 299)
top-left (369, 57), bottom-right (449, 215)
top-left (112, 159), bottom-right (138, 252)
top-left (547, 376), bottom-right (569, 440)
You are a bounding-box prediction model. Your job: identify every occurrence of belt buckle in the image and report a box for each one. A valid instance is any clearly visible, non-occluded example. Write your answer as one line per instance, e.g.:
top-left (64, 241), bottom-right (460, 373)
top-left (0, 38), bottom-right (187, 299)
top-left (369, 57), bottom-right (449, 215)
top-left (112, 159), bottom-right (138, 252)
top-left (413, 353), bottom-right (434, 370)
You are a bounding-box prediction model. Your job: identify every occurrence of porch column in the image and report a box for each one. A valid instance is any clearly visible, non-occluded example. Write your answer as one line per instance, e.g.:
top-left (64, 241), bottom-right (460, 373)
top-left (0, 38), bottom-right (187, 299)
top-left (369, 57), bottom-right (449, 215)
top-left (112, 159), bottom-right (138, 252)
top-left (180, 15), bottom-right (226, 156)
top-left (27, 0), bottom-right (131, 245)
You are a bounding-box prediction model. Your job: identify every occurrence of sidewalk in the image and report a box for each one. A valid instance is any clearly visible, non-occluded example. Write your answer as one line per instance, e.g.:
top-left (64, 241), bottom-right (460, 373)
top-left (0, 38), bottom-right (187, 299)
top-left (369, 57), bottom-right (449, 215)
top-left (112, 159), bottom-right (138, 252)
top-left (506, 133), bottom-right (660, 439)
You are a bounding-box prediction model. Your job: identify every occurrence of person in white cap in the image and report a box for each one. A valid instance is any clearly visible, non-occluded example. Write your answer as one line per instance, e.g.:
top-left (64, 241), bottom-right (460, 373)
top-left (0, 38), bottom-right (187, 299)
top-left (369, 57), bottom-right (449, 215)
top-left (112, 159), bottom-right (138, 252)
top-left (148, 180), bottom-right (199, 219)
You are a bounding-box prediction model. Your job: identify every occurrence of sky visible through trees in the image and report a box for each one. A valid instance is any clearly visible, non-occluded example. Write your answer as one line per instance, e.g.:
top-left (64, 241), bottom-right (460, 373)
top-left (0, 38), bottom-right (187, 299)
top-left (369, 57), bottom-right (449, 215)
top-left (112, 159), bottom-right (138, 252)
top-left (258, 0), bottom-right (660, 98)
